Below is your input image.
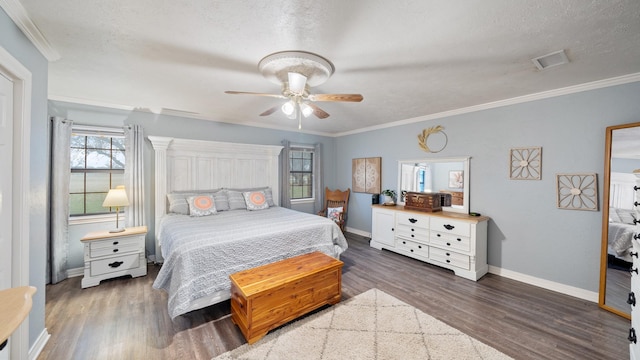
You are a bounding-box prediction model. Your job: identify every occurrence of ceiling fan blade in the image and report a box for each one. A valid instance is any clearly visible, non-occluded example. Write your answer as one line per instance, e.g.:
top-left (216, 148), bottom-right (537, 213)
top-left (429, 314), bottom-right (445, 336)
top-left (259, 106), bottom-right (279, 116)
top-left (288, 72), bottom-right (307, 95)
top-left (308, 93), bottom-right (363, 102)
top-left (306, 103), bottom-right (330, 119)
top-left (225, 91), bottom-right (286, 99)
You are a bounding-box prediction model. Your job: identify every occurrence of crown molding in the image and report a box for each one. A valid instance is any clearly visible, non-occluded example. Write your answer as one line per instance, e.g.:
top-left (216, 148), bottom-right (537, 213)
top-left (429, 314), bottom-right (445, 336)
top-left (0, 0), bottom-right (60, 61)
top-left (336, 72), bottom-right (640, 137)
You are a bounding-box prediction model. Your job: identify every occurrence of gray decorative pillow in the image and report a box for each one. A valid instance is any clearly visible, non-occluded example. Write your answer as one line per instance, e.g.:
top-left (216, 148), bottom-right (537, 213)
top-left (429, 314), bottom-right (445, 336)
top-left (243, 191), bottom-right (270, 211)
top-left (212, 190), bottom-right (230, 211)
top-left (227, 190), bottom-right (247, 210)
top-left (187, 195), bottom-right (217, 217)
top-left (167, 192), bottom-right (195, 215)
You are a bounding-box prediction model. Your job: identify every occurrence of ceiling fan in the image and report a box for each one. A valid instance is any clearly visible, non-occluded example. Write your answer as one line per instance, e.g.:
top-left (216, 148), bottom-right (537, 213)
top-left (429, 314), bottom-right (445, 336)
top-left (225, 50), bottom-right (363, 129)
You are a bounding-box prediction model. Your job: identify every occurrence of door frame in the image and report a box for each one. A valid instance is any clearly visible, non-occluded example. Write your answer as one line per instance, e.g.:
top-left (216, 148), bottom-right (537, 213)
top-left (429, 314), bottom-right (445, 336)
top-left (0, 45), bottom-right (32, 360)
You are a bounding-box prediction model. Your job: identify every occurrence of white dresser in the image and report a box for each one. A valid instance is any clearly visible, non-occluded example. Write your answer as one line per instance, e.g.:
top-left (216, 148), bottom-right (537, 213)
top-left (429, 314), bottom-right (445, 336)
top-left (630, 170), bottom-right (640, 359)
top-left (80, 226), bottom-right (148, 288)
top-left (370, 204), bottom-right (489, 281)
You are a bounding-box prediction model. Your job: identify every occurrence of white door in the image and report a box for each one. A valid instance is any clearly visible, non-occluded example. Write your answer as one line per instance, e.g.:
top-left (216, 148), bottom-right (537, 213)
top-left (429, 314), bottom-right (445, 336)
top-left (0, 70), bottom-right (14, 360)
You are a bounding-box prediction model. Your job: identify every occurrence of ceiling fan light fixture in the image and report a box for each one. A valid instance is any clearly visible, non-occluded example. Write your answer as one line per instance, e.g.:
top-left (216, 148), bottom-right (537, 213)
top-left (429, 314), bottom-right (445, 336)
top-left (300, 102), bottom-right (313, 118)
top-left (259, 50), bottom-right (335, 87)
top-left (288, 72), bottom-right (307, 95)
top-left (281, 100), bottom-right (295, 116)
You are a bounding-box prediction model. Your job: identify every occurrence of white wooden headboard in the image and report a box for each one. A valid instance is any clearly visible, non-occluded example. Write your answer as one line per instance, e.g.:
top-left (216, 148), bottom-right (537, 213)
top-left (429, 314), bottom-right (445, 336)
top-left (148, 136), bottom-right (283, 262)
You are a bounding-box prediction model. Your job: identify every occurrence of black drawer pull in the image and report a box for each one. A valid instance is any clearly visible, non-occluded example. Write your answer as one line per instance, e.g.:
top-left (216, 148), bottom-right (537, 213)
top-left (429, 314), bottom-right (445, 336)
top-left (635, 233), bottom-right (640, 240)
top-left (446, 242), bottom-right (451, 246)
top-left (411, 234), bottom-right (415, 238)
top-left (418, 245), bottom-right (422, 249)
top-left (113, 241), bottom-right (119, 245)
top-left (635, 201), bottom-right (639, 207)
top-left (436, 234), bottom-right (441, 237)
top-left (446, 259), bottom-right (451, 263)
top-left (391, 228), bottom-right (394, 231)
top-left (402, 241), bottom-right (406, 244)
top-left (410, 249), bottom-right (414, 252)
top-left (635, 219), bottom-right (640, 225)
top-left (411, 228), bottom-right (415, 232)
top-left (446, 252), bottom-right (450, 256)
top-left (632, 252), bottom-right (639, 258)
top-left (113, 249), bottom-right (119, 253)
top-left (628, 292), bottom-right (636, 307)
top-left (443, 224), bottom-right (455, 230)
top-left (108, 261), bottom-right (124, 268)
top-left (457, 238), bottom-right (462, 242)
top-left (409, 218), bottom-right (418, 223)
top-left (631, 268), bottom-right (638, 275)
top-left (635, 185), bottom-right (640, 191)
top-left (629, 328), bottom-right (637, 344)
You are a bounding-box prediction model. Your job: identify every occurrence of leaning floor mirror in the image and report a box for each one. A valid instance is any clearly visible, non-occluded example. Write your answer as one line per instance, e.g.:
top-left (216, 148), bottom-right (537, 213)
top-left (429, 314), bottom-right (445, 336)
top-left (599, 122), bottom-right (640, 319)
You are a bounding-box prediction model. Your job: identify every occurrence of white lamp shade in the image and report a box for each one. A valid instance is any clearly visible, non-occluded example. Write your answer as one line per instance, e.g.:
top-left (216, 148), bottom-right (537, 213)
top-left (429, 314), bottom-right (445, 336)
top-left (102, 185), bottom-right (129, 207)
top-left (300, 102), bottom-right (313, 118)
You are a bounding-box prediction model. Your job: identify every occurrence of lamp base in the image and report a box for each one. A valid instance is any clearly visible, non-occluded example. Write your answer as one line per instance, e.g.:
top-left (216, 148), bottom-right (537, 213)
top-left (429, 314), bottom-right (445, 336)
top-left (109, 228), bottom-right (126, 233)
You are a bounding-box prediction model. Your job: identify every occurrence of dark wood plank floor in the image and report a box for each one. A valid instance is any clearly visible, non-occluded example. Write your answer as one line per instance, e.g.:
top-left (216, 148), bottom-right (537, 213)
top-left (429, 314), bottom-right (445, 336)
top-left (39, 233), bottom-right (630, 360)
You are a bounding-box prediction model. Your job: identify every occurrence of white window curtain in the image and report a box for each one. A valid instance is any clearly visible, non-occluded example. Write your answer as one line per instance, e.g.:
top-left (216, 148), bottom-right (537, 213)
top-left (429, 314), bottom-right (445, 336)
top-left (313, 142), bottom-right (324, 214)
top-left (49, 117), bottom-right (73, 284)
top-left (280, 140), bottom-right (292, 208)
top-left (124, 125), bottom-right (145, 227)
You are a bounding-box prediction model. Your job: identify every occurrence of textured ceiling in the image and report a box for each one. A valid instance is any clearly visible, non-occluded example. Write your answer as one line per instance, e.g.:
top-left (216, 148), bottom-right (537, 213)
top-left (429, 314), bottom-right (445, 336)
top-left (17, 0), bottom-right (640, 135)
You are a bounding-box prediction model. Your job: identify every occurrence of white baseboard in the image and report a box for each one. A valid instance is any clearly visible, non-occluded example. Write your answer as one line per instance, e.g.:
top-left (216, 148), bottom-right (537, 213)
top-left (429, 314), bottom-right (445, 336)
top-left (346, 227), bottom-right (371, 238)
top-left (488, 265), bottom-right (599, 303)
top-left (66, 267), bottom-right (84, 278)
top-left (28, 328), bottom-right (50, 360)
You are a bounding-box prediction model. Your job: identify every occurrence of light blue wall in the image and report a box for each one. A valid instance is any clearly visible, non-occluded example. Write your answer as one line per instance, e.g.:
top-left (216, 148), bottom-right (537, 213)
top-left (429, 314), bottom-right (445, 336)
top-left (0, 8), bottom-right (49, 348)
top-left (49, 101), bottom-right (337, 263)
top-left (336, 81), bottom-right (640, 292)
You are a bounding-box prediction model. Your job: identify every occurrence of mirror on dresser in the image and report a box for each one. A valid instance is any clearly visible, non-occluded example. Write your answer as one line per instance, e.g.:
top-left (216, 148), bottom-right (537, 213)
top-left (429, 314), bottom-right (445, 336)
top-left (599, 122), bottom-right (640, 319)
top-left (397, 157), bottom-right (470, 214)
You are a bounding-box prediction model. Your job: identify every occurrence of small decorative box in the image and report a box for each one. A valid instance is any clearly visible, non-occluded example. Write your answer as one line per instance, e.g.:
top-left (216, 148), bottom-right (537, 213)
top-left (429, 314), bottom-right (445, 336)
top-left (404, 192), bottom-right (442, 212)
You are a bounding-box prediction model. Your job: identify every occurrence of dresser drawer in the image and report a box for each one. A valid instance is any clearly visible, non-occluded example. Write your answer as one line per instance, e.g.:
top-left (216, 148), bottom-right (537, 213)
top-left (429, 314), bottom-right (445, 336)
top-left (430, 231), bottom-right (470, 252)
top-left (91, 253), bottom-right (140, 276)
top-left (429, 247), bottom-right (470, 270)
top-left (396, 238), bottom-right (429, 258)
top-left (396, 213), bottom-right (430, 229)
top-left (430, 217), bottom-right (470, 237)
top-left (396, 224), bottom-right (429, 243)
top-left (89, 236), bottom-right (143, 258)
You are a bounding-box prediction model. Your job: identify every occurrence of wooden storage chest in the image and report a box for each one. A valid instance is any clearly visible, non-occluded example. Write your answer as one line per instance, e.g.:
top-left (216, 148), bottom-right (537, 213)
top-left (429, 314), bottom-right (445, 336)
top-left (404, 191), bottom-right (442, 212)
top-left (229, 251), bottom-right (343, 344)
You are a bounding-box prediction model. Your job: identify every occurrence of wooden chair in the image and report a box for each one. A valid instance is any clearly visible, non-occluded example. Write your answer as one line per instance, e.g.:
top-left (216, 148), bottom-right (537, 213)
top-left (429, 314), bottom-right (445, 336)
top-left (318, 187), bottom-right (350, 232)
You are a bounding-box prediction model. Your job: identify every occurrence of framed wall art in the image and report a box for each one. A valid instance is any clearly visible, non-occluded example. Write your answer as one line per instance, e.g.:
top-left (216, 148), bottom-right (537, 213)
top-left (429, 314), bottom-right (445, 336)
top-left (352, 157), bottom-right (381, 194)
top-left (449, 170), bottom-right (464, 189)
top-left (556, 173), bottom-right (598, 211)
top-left (510, 147), bottom-right (542, 180)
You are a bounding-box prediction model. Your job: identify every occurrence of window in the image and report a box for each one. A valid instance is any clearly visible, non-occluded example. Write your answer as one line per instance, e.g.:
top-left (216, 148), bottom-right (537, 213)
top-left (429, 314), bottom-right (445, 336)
top-left (69, 128), bottom-right (125, 216)
top-left (289, 148), bottom-right (314, 200)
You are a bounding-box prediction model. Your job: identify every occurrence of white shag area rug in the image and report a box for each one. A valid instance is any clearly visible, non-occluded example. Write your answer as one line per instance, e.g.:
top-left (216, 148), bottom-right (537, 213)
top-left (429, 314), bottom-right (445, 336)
top-left (213, 288), bottom-right (513, 360)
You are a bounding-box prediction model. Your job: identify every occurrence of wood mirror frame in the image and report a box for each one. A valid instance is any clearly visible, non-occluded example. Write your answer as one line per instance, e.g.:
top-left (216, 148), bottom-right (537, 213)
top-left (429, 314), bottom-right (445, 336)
top-left (396, 156), bottom-right (470, 214)
top-left (599, 121), bottom-right (640, 319)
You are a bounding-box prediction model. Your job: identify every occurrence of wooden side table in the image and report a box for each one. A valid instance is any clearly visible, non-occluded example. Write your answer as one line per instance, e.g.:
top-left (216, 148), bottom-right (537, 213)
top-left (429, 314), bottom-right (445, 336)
top-left (0, 286), bottom-right (36, 350)
top-left (80, 226), bottom-right (147, 288)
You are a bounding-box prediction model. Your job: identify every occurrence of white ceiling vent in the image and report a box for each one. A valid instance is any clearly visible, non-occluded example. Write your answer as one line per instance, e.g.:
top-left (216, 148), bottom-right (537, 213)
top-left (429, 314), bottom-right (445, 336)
top-left (531, 49), bottom-right (569, 70)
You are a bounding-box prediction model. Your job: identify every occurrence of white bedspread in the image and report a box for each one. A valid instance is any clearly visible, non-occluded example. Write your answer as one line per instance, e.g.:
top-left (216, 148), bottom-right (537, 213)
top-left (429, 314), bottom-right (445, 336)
top-left (608, 221), bottom-right (636, 260)
top-left (153, 207), bottom-right (348, 318)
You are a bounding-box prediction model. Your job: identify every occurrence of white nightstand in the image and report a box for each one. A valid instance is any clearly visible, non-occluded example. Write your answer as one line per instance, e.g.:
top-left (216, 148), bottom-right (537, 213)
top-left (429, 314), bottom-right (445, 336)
top-left (80, 226), bottom-right (148, 288)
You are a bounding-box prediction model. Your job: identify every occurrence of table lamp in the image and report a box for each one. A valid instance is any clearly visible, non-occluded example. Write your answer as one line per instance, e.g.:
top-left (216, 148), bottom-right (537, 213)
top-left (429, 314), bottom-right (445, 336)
top-left (102, 185), bottom-right (129, 233)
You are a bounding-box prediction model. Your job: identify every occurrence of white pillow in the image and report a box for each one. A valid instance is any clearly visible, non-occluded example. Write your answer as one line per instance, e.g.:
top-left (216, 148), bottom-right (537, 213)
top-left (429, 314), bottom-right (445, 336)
top-left (327, 206), bottom-right (343, 223)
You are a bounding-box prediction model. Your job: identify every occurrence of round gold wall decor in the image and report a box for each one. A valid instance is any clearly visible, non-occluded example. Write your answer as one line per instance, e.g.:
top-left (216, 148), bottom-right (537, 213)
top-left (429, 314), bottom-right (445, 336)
top-left (418, 126), bottom-right (447, 153)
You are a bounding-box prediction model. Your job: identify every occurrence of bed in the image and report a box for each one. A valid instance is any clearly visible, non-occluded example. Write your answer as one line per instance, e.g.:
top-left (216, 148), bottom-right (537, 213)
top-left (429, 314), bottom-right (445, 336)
top-left (607, 172), bottom-right (638, 263)
top-left (148, 136), bottom-right (348, 318)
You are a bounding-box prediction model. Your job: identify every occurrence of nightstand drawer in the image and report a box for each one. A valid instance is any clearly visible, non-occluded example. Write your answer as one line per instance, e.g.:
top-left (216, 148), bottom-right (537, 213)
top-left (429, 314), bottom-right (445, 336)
top-left (89, 236), bottom-right (143, 258)
top-left (430, 232), bottom-right (470, 252)
top-left (396, 238), bottom-right (429, 258)
top-left (91, 253), bottom-right (140, 277)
